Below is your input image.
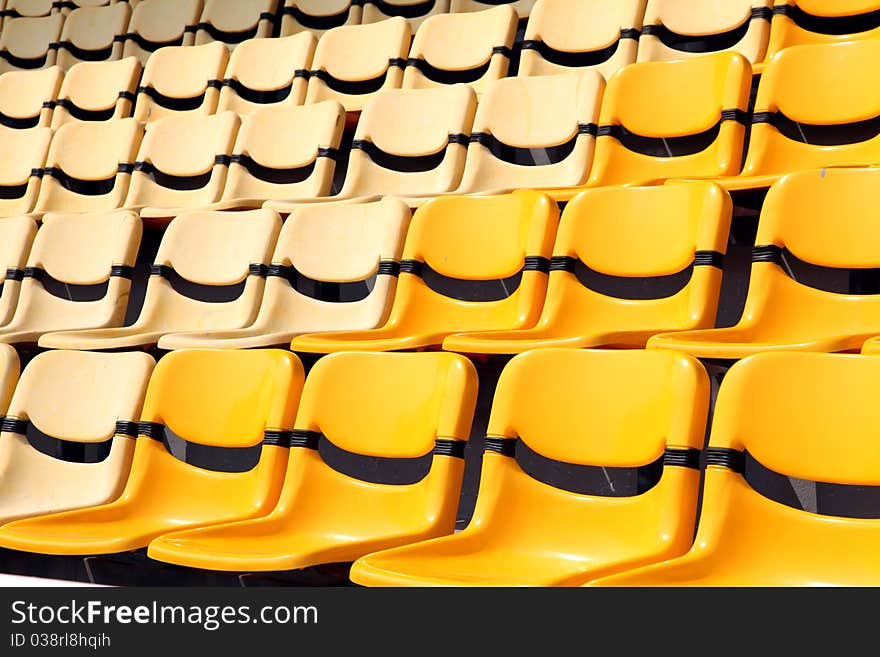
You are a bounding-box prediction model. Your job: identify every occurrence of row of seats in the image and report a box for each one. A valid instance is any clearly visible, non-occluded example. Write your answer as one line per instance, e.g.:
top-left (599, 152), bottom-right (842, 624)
top-left (0, 345), bottom-right (872, 586)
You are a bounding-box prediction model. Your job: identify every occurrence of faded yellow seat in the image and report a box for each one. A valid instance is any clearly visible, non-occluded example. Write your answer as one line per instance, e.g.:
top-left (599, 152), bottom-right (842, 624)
top-left (3, 0), bottom-right (54, 18)
top-left (452, 0), bottom-right (535, 17)
top-left (0, 14), bottom-right (64, 73)
top-left (0, 348), bottom-right (304, 556)
top-left (0, 216), bottom-right (38, 327)
top-left (194, 0), bottom-right (276, 52)
top-left (217, 33), bottom-right (316, 115)
top-left (361, 0), bottom-right (449, 31)
top-left (0, 344), bottom-right (18, 413)
top-left (0, 127), bottom-right (52, 218)
top-left (50, 57), bottom-right (141, 128)
top-left (147, 351), bottom-right (477, 573)
top-left (589, 352), bottom-right (880, 586)
top-left (517, 0), bottom-right (646, 80)
top-left (444, 182), bottom-right (730, 355)
top-left (121, 0), bottom-right (202, 67)
top-left (160, 198), bottom-right (410, 350)
top-left (41, 209), bottom-right (279, 351)
top-left (280, 0), bottom-right (361, 39)
top-left (0, 66), bottom-right (62, 128)
top-left (304, 17), bottom-right (411, 113)
top-left (0, 211), bottom-right (141, 346)
top-left (0, 350), bottom-right (154, 526)
top-left (54, 3), bottom-right (131, 71)
top-left (291, 191), bottom-right (557, 354)
top-left (351, 348), bottom-right (707, 587)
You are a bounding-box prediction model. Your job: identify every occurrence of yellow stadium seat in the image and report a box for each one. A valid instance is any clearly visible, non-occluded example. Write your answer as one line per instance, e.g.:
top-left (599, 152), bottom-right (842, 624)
top-left (53, 3), bottom-right (131, 71)
top-left (0, 211), bottom-right (140, 346)
top-left (217, 33), bottom-right (316, 115)
top-left (0, 14), bottom-right (64, 73)
top-left (590, 351), bottom-right (880, 586)
top-left (452, 0), bottom-right (535, 17)
top-left (49, 57), bottom-right (141, 128)
top-left (362, 0), bottom-right (449, 32)
top-left (0, 344), bottom-right (18, 413)
top-left (147, 351), bottom-right (477, 573)
top-left (0, 66), bottom-right (62, 128)
top-left (121, 0), bottom-right (202, 67)
top-left (517, 0), bottom-right (646, 80)
top-left (291, 190), bottom-right (557, 354)
top-left (304, 17), bottom-right (411, 114)
top-left (351, 348), bottom-right (707, 587)
top-left (0, 216), bottom-right (38, 326)
top-left (0, 127), bottom-right (52, 218)
top-left (638, 0), bottom-right (772, 65)
top-left (40, 209), bottom-right (279, 351)
top-left (0, 348), bottom-right (303, 556)
top-left (194, 0), bottom-right (276, 51)
top-left (133, 40), bottom-right (228, 123)
top-left (650, 167), bottom-right (880, 359)
top-left (444, 182), bottom-right (730, 355)
top-left (159, 198), bottom-right (410, 350)
top-left (32, 117), bottom-right (143, 216)
top-left (280, 0), bottom-right (361, 39)
top-left (0, 350), bottom-right (154, 526)
top-left (124, 111), bottom-right (240, 223)
top-left (403, 6), bottom-right (518, 95)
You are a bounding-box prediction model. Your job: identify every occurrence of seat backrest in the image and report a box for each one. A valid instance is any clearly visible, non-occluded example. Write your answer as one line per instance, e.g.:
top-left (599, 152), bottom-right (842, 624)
top-left (638, 0), bottom-right (773, 65)
top-left (133, 40), bottom-right (228, 123)
top-left (0, 66), bottom-right (62, 128)
top-left (217, 33), bottom-right (316, 115)
top-left (50, 57), bottom-right (141, 128)
top-left (0, 344), bottom-right (18, 416)
top-left (280, 0), bottom-right (361, 38)
top-left (54, 3), bottom-right (131, 71)
top-left (129, 209), bottom-right (279, 333)
top-left (378, 190), bottom-right (557, 336)
top-left (304, 17), bottom-right (411, 112)
top-left (455, 71), bottom-right (604, 194)
top-left (452, 0), bottom-right (535, 17)
top-left (122, 0), bottom-right (203, 67)
top-left (34, 117), bottom-right (143, 214)
top-left (0, 14), bottom-right (64, 73)
top-left (338, 84), bottom-right (477, 198)
top-left (0, 126), bottom-right (52, 218)
top-left (220, 102), bottom-right (345, 204)
top-left (743, 38), bottom-right (880, 179)
top-left (4, 0), bottom-right (53, 18)
top-left (403, 5), bottom-right (518, 94)
top-left (194, 0), bottom-right (276, 51)
top-left (588, 51), bottom-right (751, 187)
top-left (519, 0), bottom-right (646, 79)
top-left (764, 0), bottom-right (880, 61)
top-left (361, 0), bottom-right (450, 31)
top-left (0, 216), bottom-right (38, 326)
top-left (0, 350), bottom-right (154, 524)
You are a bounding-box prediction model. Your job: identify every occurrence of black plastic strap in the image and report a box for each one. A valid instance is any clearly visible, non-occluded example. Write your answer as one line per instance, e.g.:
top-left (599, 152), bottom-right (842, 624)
top-left (705, 447), bottom-right (745, 473)
top-left (138, 85), bottom-right (211, 112)
top-left (290, 429), bottom-right (320, 450)
top-left (399, 259), bottom-right (422, 276)
top-left (133, 161), bottom-right (214, 192)
top-left (693, 250), bottom-right (725, 268)
top-left (578, 123), bottom-right (599, 136)
top-left (0, 111), bottom-right (41, 129)
top-left (752, 6), bottom-right (773, 21)
top-left (772, 4), bottom-right (880, 35)
top-left (663, 447), bottom-right (701, 469)
top-left (138, 421), bottom-right (165, 441)
top-left (249, 263), bottom-right (268, 277)
top-left (523, 256), bottom-right (551, 273)
top-left (263, 429), bottom-right (292, 448)
top-left (5, 268), bottom-right (23, 282)
top-left (50, 40), bottom-right (113, 62)
top-left (721, 109), bottom-right (749, 125)
top-left (366, 0), bottom-right (436, 19)
top-left (196, 14), bottom-right (274, 44)
top-left (1, 417), bottom-right (27, 434)
top-left (221, 77), bottom-right (293, 105)
top-left (433, 439), bottom-right (466, 458)
top-left (752, 244), bottom-right (782, 264)
top-left (485, 437), bottom-right (517, 457)
top-left (282, 3), bottom-right (356, 30)
top-left (377, 261), bottom-right (401, 276)
top-left (0, 50), bottom-right (49, 70)
top-left (115, 420), bottom-right (139, 438)
top-left (110, 265), bottom-right (133, 279)
top-left (122, 31), bottom-right (187, 53)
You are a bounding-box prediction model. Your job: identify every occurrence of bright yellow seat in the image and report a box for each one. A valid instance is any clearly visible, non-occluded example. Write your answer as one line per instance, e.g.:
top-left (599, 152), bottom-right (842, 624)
top-left (147, 351), bottom-right (477, 573)
top-left (0, 14), bottom-right (63, 73)
top-left (49, 57), bottom-right (142, 128)
top-left (0, 126), bottom-right (52, 218)
top-left (0, 349), bottom-right (303, 556)
top-left (121, 0), bottom-right (202, 68)
top-left (280, 0), bottom-right (362, 39)
top-left (590, 351), bottom-right (880, 586)
top-left (0, 216), bottom-right (37, 326)
top-left (0, 350), bottom-right (154, 526)
top-left (0, 66), bottom-right (62, 128)
top-left (291, 190), bottom-right (557, 354)
top-left (444, 182), bottom-right (730, 355)
top-left (650, 167), bottom-right (880, 359)
top-left (351, 348), bottom-right (707, 587)
top-left (361, 0), bottom-right (449, 32)
top-left (54, 3), bottom-right (131, 71)
top-left (193, 0), bottom-right (276, 52)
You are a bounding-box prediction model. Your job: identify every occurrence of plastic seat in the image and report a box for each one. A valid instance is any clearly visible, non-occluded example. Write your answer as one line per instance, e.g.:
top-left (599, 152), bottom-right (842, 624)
top-left (303, 17), bottom-right (411, 114)
top-left (650, 167), bottom-right (880, 359)
top-left (0, 211), bottom-right (140, 346)
top-left (0, 217), bottom-right (38, 327)
top-left (280, 0), bottom-right (361, 38)
top-left (444, 182), bottom-right (730, 355)
top-left (351, 348), bottom-right (708, 587)
top-left (3, 0), bottom-right (53, 18)
top-left (216, 33), bottom-right (316, 115)
top-left (0, 344), bottom-right (18, 415)
top-left (265, 85), bottom-right (476, 212)
top-left (403, 6), bottom-right (518, 95)
top-left (160, 198), bottom-right (410, 350)
top-left (53, 3), bottom-right (131, 71)
top-left (40, 209), bottom-right (279, 351)
top-left (0, 127), bottom-right (52, 218)
top-left (194, 0), bottom-right (276, 51)
top-left (0, 14), bottom-right (64, 73)
top-left (452, 0), bottom-right (535, 17)
top-left (49, 57), bottom-right (141, 128)
top-left (517, 0), bottom-right (646, 80)
top-left (291, 190), bottom-right (557, 354)
top-left (30, 117), bottom-right (142, 216)
top-left (124, 111), bottom-right (239, 223)
top-left (133, 41), bottom-right (228, 123)
top-left (0, 66), bottom-right (62, 128)
top-left (361, 0), bottom-right (450, 31)
top-left (121, 0), bottom-right (202, 67)
top-left (638, 0), bottom-right (772, 65)
top-left (590, 351), bottom-right (880, 586)
top-left (148, 351), bottom-right (477, 573)
top-left (0, 350), bottom-right (155, 526)
top-left (0, 348), bottom-right (304, 556)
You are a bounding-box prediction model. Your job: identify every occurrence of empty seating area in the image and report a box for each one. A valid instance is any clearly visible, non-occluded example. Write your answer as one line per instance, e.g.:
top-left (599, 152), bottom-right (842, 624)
top-left (2, 0), bottom-right (880, 591)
